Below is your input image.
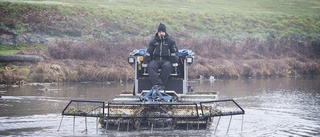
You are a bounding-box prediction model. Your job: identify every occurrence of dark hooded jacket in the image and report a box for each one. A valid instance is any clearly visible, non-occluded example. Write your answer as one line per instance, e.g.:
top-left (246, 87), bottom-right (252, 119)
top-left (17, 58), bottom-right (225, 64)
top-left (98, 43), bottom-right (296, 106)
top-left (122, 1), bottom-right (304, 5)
top-left (146, 33), bottom-right (178, 61)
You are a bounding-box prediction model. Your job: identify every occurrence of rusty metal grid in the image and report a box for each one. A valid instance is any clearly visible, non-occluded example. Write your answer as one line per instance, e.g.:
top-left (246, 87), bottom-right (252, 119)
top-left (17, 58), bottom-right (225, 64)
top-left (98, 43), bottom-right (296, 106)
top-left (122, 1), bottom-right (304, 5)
top-left (200, 99), bottom-right (245, 117)
top-left (62, 100), bottom-right (104, 117)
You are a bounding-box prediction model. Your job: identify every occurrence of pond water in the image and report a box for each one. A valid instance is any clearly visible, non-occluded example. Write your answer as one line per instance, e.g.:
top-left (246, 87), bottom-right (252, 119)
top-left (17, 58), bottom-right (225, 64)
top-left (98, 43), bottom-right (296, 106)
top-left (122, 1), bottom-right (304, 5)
top-left (0, 77), bottom-right (319, 136)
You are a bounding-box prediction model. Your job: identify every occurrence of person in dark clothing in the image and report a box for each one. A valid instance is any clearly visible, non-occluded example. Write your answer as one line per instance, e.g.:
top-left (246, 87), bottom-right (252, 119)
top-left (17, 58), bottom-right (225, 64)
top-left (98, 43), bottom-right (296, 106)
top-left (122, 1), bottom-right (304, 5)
top-left (144, 23), bottom-right (179, 91)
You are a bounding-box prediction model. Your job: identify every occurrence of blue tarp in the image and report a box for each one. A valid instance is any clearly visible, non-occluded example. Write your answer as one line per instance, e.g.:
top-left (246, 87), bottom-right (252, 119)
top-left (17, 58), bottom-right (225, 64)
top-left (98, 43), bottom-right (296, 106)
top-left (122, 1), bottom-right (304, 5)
top-left (133, 49), bottom-right (193, 57)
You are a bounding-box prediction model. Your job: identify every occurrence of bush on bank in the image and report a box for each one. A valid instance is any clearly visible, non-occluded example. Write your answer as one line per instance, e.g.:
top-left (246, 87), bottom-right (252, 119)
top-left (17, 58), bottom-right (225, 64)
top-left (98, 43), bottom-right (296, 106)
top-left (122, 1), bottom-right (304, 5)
top-left (1, 37), bottom-right (319, 84)
top-left (0, 1), bottom-right (320, 84)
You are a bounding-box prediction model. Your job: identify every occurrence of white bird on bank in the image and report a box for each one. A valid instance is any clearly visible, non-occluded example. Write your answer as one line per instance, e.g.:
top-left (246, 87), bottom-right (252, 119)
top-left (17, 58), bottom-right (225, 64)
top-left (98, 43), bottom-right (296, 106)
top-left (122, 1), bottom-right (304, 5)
top-left (199, 75), bottom-right (204, 84)
top-left (209, 76), bottom-right (215, 83)
top-left (199, 75), bottom-right (204, 80)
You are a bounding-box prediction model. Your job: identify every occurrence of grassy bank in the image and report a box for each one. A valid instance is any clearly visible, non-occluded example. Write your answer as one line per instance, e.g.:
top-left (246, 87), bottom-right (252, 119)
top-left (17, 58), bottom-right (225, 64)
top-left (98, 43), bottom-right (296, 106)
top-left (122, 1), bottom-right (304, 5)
top-left (1, 1), bottom-right (320, 40)
top-left (1, 37), bottom-right (319, 84)
top-left (0, 0), bottom-right (320, 84)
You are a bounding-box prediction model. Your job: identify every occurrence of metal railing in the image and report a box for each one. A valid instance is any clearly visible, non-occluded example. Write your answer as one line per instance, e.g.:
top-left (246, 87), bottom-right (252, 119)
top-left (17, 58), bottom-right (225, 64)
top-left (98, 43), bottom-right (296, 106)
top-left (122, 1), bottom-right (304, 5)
top-left (58, 100), bottom-right (105, 134)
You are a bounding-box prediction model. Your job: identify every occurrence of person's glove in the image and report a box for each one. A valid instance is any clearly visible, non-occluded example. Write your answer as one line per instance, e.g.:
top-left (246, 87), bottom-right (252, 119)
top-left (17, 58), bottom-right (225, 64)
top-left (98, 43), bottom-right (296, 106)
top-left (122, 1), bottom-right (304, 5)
top-left (143, 53), bottom-right (151, 63)
top-left (170, 53), bottom-right (179, 63)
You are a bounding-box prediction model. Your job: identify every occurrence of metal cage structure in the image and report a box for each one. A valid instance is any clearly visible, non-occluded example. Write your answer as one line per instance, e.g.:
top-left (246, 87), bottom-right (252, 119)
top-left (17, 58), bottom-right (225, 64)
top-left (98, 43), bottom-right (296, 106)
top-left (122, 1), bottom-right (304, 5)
top-left (59, 49), bottom-right (245, 134)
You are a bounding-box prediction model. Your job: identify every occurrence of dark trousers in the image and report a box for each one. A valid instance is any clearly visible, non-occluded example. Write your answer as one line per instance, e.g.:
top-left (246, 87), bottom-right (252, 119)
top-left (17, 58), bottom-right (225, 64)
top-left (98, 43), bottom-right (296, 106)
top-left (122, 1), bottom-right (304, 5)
top-left (147, 60), bottom-right (173, 86)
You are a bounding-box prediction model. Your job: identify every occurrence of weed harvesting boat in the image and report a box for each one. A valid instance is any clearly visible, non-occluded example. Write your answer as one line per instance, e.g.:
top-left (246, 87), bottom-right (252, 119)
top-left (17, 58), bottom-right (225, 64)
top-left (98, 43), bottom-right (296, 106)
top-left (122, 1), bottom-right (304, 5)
top-left (58, 49), bottom-right (245, 133)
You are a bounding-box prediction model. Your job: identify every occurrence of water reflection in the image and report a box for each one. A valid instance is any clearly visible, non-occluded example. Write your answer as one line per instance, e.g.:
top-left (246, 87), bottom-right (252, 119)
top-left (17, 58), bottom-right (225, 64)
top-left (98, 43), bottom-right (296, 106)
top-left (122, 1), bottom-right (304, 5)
top-left (0, 77), bottom-right (319, 136)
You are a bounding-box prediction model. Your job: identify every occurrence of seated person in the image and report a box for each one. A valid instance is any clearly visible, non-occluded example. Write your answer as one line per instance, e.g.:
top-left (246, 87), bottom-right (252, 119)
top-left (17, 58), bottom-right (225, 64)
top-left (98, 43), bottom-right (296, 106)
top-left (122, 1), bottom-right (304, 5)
top-left (144, 23), bottom-right (179, 91)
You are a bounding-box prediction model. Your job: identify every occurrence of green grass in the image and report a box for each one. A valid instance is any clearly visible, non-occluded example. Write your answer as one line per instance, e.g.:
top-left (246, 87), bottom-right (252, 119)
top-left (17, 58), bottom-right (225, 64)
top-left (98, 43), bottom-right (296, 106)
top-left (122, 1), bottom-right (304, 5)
top-left (0, 45), bottom-right (25, 54)
top-left (3, 0), bottom-right (319, 15)
top-left (0, 44), bottom-right (45, 55)
top-left (0, 0), bottom-right (320, 40)
top-left (0, 50), bottom-right (20, 54)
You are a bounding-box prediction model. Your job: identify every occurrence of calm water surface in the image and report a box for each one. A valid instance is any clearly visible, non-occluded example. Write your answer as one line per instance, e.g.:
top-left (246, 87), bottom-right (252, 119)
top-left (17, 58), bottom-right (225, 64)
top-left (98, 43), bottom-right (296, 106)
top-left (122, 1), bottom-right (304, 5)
top-left (0, 77), bottom-right (319, 137)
